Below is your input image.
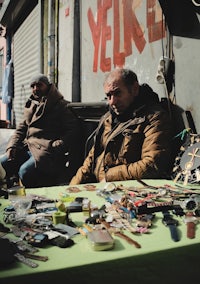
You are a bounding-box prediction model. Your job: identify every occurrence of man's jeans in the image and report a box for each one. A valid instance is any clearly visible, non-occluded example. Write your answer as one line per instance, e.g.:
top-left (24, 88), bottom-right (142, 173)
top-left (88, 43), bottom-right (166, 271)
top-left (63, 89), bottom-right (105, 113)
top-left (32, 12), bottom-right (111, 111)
top-left (0, 150), bottom-right (42, 188)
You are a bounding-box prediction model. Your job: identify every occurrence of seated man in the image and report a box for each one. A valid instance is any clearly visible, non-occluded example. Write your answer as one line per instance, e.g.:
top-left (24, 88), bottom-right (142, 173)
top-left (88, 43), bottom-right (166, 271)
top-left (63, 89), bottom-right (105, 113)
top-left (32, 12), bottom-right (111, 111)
top-left (70, 68), bottom-right (173, 185)
top-left (0, 74), bottom-right (81, 188)
top-left (0, 162), bottom-right (6, 183)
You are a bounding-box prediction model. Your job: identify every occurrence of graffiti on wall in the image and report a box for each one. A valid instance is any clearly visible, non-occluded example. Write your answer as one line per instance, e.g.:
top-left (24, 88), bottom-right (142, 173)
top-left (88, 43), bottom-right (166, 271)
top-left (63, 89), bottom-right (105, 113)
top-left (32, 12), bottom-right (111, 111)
top-left (87, 0), bottom-right (165, 72)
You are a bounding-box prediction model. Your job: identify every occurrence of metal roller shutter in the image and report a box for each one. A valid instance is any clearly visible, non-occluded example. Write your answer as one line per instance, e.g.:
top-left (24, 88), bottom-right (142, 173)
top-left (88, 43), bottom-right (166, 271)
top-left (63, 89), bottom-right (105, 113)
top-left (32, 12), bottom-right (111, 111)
top-left (13, 5), bottom-right (41, 126)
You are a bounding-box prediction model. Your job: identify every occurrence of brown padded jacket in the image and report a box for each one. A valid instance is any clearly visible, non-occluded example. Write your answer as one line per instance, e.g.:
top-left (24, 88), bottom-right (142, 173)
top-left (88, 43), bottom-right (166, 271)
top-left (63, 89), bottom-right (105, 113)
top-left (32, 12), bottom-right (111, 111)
top-left (70, 84), bottom-right (173, 185)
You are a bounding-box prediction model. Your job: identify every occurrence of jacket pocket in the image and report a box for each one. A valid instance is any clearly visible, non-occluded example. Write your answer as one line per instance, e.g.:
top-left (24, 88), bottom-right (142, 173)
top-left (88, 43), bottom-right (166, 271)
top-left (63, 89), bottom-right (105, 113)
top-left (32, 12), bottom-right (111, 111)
top-left (119, 130), bottom-right (144, 163)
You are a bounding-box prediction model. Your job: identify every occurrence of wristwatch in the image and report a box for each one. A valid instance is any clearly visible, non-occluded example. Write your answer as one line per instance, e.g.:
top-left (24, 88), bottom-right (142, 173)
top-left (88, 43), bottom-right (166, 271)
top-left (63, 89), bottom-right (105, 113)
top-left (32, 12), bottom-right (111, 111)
top-left (173, 195), bottom-right (200, 211)
top-left (183, 211), bottom-right (197, 239)
top-left (173, 139), bottom-right (200, 185)
top-left (162, 211), bottom-right (179, 242)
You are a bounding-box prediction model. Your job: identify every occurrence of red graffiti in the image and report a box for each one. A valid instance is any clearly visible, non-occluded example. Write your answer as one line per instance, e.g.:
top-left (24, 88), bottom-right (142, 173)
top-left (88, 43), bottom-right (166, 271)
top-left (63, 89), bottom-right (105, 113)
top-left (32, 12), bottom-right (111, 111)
top-left (87, 0), bottom-right (165, 72)
top-left (147, 0), bottom-right (165, 42)
top-left (65, 7), bottom-right (70, 17)
top-left (100, 0), bottom-right (112, 72)
top-left (113, 0), bottom-right (126, 67)
top-left (123, 0), bottom-right (146, 56)
top-left (88, 0), bottom-right (103, 72)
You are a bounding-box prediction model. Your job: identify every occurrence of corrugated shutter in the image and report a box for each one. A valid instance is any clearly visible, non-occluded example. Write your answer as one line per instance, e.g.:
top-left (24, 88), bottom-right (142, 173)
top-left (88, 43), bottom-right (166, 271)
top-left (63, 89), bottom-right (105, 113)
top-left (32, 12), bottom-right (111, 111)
top-left (13, 5), bottom-right (41, 126)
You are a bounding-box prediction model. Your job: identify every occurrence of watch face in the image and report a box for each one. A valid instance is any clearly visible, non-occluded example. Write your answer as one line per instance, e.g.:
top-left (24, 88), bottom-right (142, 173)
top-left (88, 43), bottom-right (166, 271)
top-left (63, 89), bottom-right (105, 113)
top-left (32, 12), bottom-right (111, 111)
top-left (180, 142), bottom-right (200, 171)
top-left (184, 199), bottom-right (198, 211)
top-left (172, 135), bottom-right (200, 185)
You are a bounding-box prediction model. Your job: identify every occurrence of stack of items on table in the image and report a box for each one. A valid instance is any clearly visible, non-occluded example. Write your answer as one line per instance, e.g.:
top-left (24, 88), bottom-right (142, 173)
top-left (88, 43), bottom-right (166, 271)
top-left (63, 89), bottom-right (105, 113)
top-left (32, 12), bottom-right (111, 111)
top-left (1, 181), bottom-right (200, 268)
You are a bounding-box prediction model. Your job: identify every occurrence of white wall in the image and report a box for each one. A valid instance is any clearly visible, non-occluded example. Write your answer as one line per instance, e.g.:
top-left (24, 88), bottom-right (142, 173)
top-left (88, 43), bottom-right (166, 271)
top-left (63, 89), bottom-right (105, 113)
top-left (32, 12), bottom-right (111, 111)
top-left (80, 0), bottom-right (168, 103)
top-left (173, 36), bottom-right (200, 132)
top-left (58, 0), bottom-right (200, 132)
top-left (58, 0), bottom-right (74, 101)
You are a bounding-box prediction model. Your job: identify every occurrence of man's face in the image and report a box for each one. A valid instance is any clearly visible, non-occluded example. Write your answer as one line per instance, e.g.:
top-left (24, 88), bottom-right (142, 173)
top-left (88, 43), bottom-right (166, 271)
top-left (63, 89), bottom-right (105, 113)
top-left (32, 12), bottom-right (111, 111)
top-left (104, 74), bottom-right (138, 115)
top-left (30, 81), bottom-right (49, 99)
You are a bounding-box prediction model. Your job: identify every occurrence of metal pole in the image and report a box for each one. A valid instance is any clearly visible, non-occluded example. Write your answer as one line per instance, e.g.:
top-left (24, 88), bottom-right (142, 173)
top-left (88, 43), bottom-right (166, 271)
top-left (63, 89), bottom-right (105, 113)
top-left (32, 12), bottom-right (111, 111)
top-left (72, 0), bottom-right (81, 102)
top-left (48, 0), bottom-right (55, 83)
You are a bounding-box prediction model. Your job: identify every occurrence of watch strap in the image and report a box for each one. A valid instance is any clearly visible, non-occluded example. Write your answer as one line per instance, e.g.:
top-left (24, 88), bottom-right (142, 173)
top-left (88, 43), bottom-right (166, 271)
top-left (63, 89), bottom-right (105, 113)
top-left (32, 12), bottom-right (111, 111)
top-left (187, 221), bottom-right (195, 239)
top-left (14, 253), bottom-right (38, 268)
top-left (168, 224), bottom-right (180, 242)
top-left (184, 212), bottom-right (196, 239)
top-left (114, 231), bottom-right (141, 249)
top-left (100, 219), bottom-right (141, 248)
top-left (162, 211), bottom-right (180, 242)
top-left (22, 253), bottom-right (49, 262)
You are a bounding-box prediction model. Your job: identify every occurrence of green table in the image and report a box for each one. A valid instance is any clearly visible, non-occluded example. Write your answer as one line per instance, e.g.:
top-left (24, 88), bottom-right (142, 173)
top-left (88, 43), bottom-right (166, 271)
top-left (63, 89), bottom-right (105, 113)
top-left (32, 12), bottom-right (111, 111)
top-left (0, 179), bottom-right (200, 284)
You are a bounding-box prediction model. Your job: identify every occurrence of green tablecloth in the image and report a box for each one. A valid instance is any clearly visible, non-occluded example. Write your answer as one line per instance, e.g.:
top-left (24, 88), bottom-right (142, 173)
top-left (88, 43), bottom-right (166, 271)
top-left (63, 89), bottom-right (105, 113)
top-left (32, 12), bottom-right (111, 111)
top-left (1, 179), bottom-right (200, 284)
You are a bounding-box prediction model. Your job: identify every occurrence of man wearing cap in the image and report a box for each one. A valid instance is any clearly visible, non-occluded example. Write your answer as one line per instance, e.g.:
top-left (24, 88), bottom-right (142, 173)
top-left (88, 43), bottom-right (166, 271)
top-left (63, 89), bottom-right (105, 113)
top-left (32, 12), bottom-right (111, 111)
top-left (0, 74), bottom-right (81, 188)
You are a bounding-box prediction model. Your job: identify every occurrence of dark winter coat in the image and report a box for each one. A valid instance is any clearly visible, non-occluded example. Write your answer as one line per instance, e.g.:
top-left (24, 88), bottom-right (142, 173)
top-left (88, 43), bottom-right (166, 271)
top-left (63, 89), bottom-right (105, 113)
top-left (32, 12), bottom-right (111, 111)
top-left (7, 84), bottom-right (81, 181)
top-left (70, 84), bottom-right (173, 184)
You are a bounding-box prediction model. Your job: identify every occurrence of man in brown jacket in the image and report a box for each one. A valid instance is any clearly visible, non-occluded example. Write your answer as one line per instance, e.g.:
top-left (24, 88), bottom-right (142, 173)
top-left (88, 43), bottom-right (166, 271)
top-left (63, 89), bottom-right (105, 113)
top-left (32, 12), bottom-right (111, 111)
top-left (0, 74), bottom-right (81, 188)
top-left (70, 68), bottom-right (173, 185)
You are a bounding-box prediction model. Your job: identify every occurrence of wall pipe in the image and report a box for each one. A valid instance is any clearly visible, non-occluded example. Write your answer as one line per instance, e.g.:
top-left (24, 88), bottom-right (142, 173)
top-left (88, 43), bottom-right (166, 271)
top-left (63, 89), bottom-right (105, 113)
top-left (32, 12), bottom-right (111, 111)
top-left (5, 30), bottom-right (12, 125)
top-left (48, 0), bottom-right (55, 83)
top-left (72, 0), bottom-right (81, 102)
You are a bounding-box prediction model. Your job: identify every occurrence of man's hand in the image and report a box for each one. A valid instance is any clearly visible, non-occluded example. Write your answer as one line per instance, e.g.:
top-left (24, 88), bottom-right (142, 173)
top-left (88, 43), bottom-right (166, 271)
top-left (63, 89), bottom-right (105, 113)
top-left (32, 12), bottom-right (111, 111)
top-left (6, 148), bottom-right (17, 160)
top-left (51, 140), bottom-right (64, 153)
top-left (52, 139), bottom-right (64, 148)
